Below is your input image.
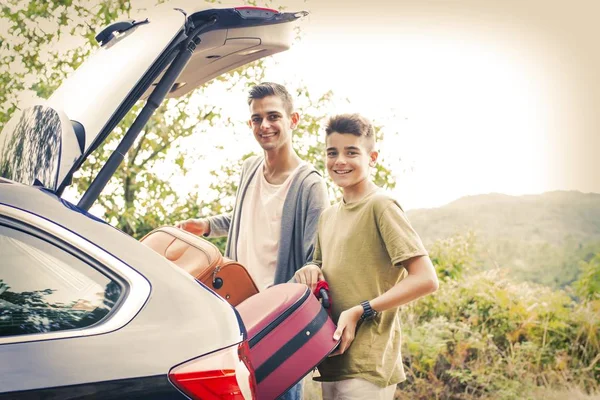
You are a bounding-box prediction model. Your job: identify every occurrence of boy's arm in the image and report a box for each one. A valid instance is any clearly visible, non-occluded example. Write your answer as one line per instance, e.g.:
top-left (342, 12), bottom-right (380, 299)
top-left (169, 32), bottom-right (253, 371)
top-left (371, 255), bottom-right (438, 310)
top-left (175, 214), bottom-right (230, 237)
top-left (331, 255), bottom-right (438, 356)
top-left (293, 228), bottom-right (323, 291)
top-left (203, 214), bottom-right (232, 238)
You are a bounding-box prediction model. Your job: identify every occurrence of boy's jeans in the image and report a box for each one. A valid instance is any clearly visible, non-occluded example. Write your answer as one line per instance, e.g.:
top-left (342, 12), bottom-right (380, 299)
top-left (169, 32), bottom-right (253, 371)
top-left (278, 381), bottom-right (303, 400)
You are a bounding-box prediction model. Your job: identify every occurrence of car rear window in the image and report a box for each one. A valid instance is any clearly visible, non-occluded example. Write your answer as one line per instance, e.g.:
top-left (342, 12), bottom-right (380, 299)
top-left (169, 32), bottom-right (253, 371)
top-left (0, 225), bottom-right (122, 337)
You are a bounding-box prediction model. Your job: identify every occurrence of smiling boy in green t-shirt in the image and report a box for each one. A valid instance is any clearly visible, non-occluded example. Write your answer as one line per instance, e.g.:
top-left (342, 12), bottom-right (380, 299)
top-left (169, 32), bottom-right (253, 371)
top-left (294, 113), bottom-right (439, 400)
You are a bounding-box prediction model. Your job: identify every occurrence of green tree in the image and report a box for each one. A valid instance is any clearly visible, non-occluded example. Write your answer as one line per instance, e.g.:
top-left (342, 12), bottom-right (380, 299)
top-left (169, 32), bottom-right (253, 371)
top-left (0, 0), bottom-right (132, 128)
top-left (71, 95), bottom-right (223, 236)
top-left (1, 1), bottom-right (399, 243)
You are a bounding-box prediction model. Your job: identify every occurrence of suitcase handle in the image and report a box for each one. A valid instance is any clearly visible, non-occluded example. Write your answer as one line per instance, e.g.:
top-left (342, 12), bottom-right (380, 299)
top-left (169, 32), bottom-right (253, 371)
top-left (318, 288), bottom-right (330, 309)
top-left (288, 277), bottom-right (332, 310)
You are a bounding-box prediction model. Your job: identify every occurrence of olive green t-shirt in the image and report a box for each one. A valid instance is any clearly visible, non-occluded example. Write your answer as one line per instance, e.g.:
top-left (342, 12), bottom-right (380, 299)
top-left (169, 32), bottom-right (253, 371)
top-left (313, 190), bottom-right (428, 387)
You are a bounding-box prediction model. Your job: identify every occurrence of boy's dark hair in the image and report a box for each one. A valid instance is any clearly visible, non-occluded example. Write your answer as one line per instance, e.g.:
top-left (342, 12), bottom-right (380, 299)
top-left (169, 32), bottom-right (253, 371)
top-left (247, 82), bottom-right (294, 116)
top-left (325, 113), bottom-right (375, 150)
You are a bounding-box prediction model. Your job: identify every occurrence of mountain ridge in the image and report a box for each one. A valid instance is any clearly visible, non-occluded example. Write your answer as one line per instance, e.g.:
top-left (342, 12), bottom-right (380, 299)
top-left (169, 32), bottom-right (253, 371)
top-left (406, 190), bottom-right (600, 245)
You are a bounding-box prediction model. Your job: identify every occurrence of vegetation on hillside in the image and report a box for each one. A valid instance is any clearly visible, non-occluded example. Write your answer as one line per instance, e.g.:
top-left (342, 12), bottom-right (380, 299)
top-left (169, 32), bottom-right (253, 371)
top-left (397, 233), bottom-right (600, 399)
top-left (408, 192), bottom-right (600, 290)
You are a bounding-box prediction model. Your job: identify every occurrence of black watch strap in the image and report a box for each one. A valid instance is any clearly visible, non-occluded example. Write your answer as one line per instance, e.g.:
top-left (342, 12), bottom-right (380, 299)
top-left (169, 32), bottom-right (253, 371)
top-left (360, 300), bottom-right (377, 321)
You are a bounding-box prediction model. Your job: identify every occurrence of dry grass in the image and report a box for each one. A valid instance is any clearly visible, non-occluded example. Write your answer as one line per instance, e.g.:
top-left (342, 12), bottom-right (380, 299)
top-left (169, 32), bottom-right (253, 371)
top-left (301, 378), bottom-right (600, 400)
top-left (528, 387), bottom-right (600, 400)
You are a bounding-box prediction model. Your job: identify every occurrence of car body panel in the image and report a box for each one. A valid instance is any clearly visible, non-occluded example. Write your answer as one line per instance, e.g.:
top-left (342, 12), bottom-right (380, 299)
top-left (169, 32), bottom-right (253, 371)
top-left (48, 6), bottom-right (186, 151)
top-left (0, 180), bottom-right (242, 393)
top-left (0, 203), bottom-right (151, 346)
top-left (0, 375), bottom-right (183, 399)
top-left (166, 15), bottom-right (296, 98)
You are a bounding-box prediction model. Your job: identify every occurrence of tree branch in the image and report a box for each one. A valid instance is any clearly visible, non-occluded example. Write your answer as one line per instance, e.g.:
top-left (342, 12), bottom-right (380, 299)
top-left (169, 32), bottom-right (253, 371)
top-left (138, 141), bottom-right (170, 169)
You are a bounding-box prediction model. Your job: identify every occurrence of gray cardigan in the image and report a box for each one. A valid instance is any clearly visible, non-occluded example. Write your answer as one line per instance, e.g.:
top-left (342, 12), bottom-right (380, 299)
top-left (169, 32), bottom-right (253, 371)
top-left (206, 155), bottom-right (329, 284)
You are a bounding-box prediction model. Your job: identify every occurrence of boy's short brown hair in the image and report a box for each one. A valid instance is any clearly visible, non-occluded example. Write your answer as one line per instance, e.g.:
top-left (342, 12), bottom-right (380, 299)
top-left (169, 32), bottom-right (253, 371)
top-left (325, 113), bottom-right (375, 150)
top-left (247, 82), bottom-right (294, 116)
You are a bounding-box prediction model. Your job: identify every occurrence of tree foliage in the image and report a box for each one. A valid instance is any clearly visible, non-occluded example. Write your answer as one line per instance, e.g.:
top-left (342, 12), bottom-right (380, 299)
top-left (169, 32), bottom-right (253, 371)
top-left (0, 0), bottom-right (132, 128)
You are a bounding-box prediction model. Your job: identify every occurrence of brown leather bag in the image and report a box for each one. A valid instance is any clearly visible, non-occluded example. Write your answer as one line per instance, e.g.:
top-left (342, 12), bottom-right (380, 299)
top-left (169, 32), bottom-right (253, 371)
top-left (140, 226), bottom-right (259, 306)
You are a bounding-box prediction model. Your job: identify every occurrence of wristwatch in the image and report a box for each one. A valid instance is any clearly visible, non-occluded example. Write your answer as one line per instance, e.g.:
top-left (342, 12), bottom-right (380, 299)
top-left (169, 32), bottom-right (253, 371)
top-left (360, 300), bottom-right (378, 321)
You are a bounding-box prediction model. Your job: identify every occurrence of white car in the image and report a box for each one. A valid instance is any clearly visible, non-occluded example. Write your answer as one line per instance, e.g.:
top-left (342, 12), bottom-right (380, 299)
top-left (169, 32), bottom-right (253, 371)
top-left (0, 4), bottom-right (304, 399)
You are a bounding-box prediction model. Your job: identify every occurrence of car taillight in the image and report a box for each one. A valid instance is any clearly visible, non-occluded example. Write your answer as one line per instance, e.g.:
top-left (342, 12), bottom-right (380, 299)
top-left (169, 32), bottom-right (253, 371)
top-left (169, 341), bottom-right (256, 400)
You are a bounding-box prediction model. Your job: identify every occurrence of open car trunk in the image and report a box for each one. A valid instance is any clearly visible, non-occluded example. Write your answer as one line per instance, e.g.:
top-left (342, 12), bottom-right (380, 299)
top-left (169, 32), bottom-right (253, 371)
top-left (0, 5), bottom-right (305, 209)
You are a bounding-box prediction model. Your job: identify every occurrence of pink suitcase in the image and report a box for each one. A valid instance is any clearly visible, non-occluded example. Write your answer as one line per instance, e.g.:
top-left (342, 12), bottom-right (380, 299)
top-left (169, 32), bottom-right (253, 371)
top-left (236, 283), bottom-right (339, 400)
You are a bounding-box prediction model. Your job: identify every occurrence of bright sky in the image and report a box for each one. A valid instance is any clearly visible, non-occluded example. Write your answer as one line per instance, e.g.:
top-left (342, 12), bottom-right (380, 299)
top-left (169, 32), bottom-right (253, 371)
top-left (165, 0), bottom-right (600, 211)
top-left (256, 0), bottom-right (600, 210)
top-left (44, 0), bottom-right (600, 211)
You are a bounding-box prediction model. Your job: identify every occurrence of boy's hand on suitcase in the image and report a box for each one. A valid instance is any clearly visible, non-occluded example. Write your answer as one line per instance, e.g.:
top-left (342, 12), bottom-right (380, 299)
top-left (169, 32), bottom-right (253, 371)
top-left (293, 263), bottom-right (323, 292)
top-left (175, 218), bottom-right (210, 237)
top-left (329, 305), bottom-right (363, 356)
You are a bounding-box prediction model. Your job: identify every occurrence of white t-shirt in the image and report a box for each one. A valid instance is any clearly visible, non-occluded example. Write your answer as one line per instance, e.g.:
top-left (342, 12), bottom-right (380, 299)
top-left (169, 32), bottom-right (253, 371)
top-left (237, 162), bottom-right (304, 290)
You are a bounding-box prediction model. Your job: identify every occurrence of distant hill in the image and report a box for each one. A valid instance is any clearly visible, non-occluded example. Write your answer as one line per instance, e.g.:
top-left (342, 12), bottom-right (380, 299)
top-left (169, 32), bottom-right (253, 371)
top-left (406, 191), bottom-right (600, 289)
top-left (407, 191), bottom-right (600, 245)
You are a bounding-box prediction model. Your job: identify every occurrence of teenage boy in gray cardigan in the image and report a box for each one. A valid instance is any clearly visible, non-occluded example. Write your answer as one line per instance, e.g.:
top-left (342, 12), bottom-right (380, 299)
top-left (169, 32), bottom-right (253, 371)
top-left (178, 82), bottom-right (328, 285)
top-left (177, 82), bottom-right (329, 400)
top-left (204, 154), bottom-right (328, 286)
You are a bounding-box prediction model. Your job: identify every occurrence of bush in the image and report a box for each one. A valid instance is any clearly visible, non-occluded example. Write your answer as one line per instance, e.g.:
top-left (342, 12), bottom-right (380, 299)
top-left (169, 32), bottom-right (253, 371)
top-left (398, 234), bottom-right (600, 399)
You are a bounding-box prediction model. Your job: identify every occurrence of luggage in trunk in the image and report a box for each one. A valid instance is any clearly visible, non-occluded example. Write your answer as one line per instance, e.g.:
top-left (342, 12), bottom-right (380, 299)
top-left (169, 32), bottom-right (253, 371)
top-left (140, 226), bottom-right (259, 306)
